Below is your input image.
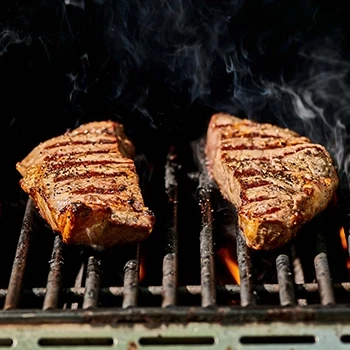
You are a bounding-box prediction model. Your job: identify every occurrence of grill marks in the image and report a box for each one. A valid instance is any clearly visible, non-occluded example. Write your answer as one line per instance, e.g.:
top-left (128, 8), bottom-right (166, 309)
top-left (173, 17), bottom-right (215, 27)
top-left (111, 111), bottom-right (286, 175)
top-left (221, 140), bottom-right (307, 151)
top-left (44, 149), bottom-right (113, 162)
top-left (241, 194), bottom-right (271, 205)
top-left (54, 171), bottom-right (129, 183)
top-left (43, 133), bottom-right (133, 199)
top-left (222, 131), bottom-right (283, 139)
top-left (240, 179), bottom-right (270, 190)
top-left (71, 185), bottom-right (127, 195)
top-left (224, 144), bottom-right (322, 164)
top-left (220, 129), bottom-right (317, 212)
top-left (45, 138), bottom-right (117, 150)
top-left (47, 159), bottom-right (131, 172)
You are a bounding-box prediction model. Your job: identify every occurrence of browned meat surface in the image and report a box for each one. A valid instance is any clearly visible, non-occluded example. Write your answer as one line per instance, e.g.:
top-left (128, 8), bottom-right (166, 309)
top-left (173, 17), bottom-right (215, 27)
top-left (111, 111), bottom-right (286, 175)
top-left (16, 121), bottom-right (155, 249)
top-left (206, 113), bottom-right (338, 250)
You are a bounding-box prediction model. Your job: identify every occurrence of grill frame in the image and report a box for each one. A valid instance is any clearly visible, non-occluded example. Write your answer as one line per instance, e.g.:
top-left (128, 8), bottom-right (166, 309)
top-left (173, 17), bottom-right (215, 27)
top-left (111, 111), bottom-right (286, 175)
top-left (2, 320), bottom-right (350, 350)
top-left (1, 304), bottom-right (350, 324)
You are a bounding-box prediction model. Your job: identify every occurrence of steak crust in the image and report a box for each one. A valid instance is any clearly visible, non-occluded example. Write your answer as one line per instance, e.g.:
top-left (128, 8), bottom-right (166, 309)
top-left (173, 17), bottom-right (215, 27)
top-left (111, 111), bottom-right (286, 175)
top-left (206, 113), bottom-right (338, 250)
top-left (17, 121), bottom-right (155, 249)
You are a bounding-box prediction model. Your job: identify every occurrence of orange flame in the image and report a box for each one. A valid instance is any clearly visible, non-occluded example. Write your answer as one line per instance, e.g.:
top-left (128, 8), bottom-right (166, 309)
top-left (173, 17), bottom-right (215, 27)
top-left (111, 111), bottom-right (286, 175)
top-left (139, 255), bottom-right (145, 282)
top-left (218, 247), bottom-right (240, 285)
top-left (340, 226), bottom-right (347, 250)
top-left (339, 226), bottom-right (350, 271)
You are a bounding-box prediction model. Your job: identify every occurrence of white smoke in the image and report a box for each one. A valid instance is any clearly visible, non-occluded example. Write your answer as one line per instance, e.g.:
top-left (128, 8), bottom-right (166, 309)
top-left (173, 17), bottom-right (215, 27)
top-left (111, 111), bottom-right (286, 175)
top-left (259, 45), bottom-right (350, 183)
top-left (64, 0), bottom-right (85, 10)
top-left (67, 53), bottom-right (92, 103)
top-left (0, 29), bottom-right (31, 56)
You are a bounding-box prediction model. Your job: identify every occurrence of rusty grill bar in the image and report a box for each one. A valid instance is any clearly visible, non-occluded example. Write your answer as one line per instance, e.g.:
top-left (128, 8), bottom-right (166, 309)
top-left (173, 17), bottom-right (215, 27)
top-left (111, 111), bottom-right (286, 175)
top-left (199, 173), bottom-right (216, 307)
top-left (276, 254), bottom-right (296, 306)
top-left (162, 150), bottom-right (178, 308)
top-left (1, 148), bottom-right (350, 323)
top-left (43, 235), bottom-right (64, 310)
top-left (314, 229), bottom-right (336, 306)
top-left (236, 231), bottom-right (257, 306)
top-left (122, 246), bottom-right (140, 309)
top-left (4, 199), bottom-right (34, 311)
top-left (83, 254), bottom-right (102, 309)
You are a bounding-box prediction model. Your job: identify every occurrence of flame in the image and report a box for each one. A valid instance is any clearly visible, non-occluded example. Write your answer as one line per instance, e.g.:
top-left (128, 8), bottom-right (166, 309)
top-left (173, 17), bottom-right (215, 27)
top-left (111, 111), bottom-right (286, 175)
top-left (340, 226), bottom-right (347, 250)
top-left (339, 226), bottom-right (350, 271)
top-left (139, 254), bottom-right (145, 282)
top-left (218, 247), bottom-right (240, 285)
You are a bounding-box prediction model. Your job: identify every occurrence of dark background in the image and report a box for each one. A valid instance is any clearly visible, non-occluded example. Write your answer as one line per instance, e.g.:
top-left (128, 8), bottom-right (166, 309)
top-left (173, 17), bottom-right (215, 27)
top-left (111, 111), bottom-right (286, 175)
top-left (1, 0), bottom-right (350, 209)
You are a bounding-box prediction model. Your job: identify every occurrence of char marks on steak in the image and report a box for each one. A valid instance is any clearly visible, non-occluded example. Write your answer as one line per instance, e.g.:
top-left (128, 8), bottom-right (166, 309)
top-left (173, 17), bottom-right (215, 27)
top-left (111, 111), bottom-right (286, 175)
top-left (16, 121), bottom-right (155, 249)
top-left (205, 113), bottom-right (338, 250)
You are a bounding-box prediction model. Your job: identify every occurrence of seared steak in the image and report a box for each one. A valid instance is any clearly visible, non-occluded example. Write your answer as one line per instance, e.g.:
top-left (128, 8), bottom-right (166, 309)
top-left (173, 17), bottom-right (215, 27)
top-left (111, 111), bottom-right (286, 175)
top-left (206, 113), bottom-right (338, 250)
top-left (17, 121), bottom-right (155, 249)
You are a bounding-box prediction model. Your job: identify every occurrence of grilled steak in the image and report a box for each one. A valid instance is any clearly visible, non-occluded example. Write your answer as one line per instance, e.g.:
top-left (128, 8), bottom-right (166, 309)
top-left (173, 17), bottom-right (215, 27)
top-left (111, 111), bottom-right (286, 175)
top-left (16, 121), bottom-right (155, 249)
top-left (206, 113), bottom-right (338, 250)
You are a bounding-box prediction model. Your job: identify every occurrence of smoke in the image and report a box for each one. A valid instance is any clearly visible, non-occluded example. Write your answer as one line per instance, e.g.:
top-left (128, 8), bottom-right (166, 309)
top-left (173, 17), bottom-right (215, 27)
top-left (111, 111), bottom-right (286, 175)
top-left (67, 54), bottom-right (90, 103)
top-left (98, 0), bottom-right (350, 181)
top-left (261, 42), bottom-right (350, 182)
top-left (0, 29), bottom-right (31, 56)
top-left (1, 0), bottom-right (350, 183)
top-left (64, 0), bottom-right (85, 10)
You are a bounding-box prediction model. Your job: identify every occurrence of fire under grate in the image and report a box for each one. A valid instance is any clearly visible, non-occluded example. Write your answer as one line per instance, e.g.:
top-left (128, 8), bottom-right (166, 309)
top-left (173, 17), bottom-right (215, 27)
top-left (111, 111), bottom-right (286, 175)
top-left (1, 146), bottom-right (350, 349)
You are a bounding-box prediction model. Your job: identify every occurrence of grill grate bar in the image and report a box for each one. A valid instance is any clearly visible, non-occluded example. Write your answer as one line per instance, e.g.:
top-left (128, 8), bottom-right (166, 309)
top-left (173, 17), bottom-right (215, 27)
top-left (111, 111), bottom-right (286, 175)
top-left (276, 254), bottom-right (296, 306)
top-left (162, 151), bottom-right (179, 308)
top-left (4, 198), bottom-right (34, 310)
top-left (198, 174), bottom-right (216, 307)
top-left (122, 245), bottom-right (140, 308)
top-left (236, 231), bottom-right (257, 306)
top-left (291, 245), bottom-right (307, 305)
top-left (2, 281), bottom-right (350, 300)
top-left (314, 229), bottom-right (335, 305)
top-left (68, 262), bottom-right (85, 310)
top-left (82, 254), bottom-right (101, 309)
top-left (43, 235), bottom-right (64, 310)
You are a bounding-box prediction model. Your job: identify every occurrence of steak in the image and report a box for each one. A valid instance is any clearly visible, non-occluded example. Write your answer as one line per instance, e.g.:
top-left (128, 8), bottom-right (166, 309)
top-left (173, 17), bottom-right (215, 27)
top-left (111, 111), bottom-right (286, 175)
top-left (16, 121), bottom-right (155, 249)
top-left (205, 113), bottom-right (338, 250)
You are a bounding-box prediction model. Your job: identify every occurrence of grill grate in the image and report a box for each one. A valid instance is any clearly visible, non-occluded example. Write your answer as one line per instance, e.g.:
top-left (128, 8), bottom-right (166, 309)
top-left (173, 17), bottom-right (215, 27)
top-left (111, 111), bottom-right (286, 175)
top-left (1, 147), bottom-right (350, 348)
top-left (1, 149), bottom-right (350, 309)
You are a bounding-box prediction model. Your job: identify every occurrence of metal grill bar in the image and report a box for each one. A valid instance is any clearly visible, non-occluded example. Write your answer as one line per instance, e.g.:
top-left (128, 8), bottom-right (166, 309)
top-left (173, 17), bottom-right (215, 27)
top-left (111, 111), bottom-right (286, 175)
top-left (276, 254), bottom-right (296, 306)
top-left (162, 151), bottom-right (178, 308)
top-left (291, 245), bottom-right (307, 305)
top-left (236, 231), bottom-right (256, 306)
top-left (1, 281), bottom-right (350, 300)
top-left (82, 254), bottom-right (101, 309)
top-left (68, 262), bottom-right (85, 310)
top-left (314, 229), bottom-right (335, 305)
top-left (198, 174), bottom-right (216, 307)
top-left (122, 245), bottom-right (140, 308)
top-left (4, 199), bottom-right (34, 310)
top-left (43, 235), bottom-right (64, 310)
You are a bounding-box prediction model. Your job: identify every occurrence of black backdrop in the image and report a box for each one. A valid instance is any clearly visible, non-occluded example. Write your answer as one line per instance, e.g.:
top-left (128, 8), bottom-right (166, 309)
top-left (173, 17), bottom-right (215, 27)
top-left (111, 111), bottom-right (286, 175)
top-left (1, 0), bottom-right (349, 209)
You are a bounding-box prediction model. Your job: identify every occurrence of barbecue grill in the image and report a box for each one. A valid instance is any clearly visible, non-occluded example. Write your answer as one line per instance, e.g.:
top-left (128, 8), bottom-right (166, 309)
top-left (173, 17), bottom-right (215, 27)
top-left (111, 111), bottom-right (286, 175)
top-left (0, 143), bottom-right (350, 350)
